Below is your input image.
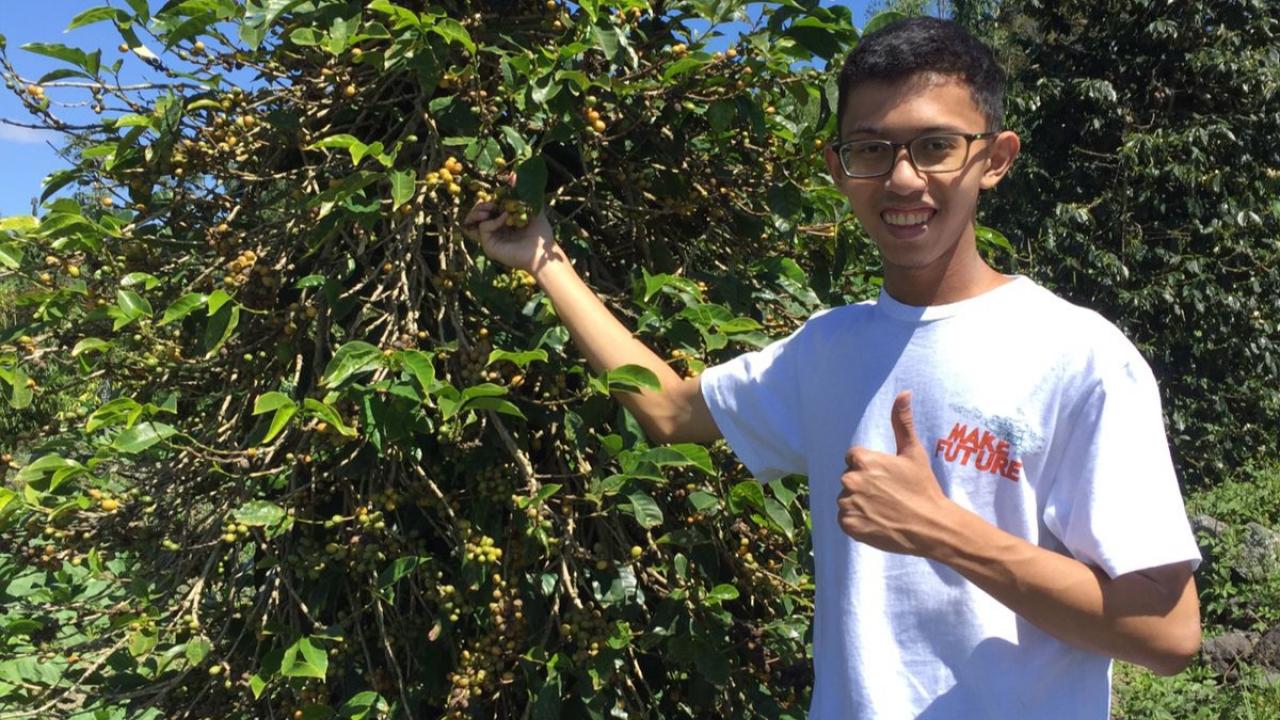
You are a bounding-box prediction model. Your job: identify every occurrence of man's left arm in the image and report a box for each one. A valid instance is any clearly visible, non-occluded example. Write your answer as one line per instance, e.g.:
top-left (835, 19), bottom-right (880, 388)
top-left (924, 502), bottom-right (1200, 675)
top-left (839, 391), bottom-right (1202, 676)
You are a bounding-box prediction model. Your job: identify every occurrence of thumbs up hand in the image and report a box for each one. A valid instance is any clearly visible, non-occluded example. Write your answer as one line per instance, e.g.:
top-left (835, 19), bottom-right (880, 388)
top-left (836, 390), bottom-right (955, 557)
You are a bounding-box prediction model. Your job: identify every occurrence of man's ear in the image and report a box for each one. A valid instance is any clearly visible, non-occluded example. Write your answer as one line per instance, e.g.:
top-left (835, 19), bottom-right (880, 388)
top-left (824, 143), bottom-right (846, 187)
top-left (979, 130), bottom-right (1021, 190)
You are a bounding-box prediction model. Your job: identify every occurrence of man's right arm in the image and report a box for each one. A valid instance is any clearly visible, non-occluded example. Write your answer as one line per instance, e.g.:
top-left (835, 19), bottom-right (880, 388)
top-left (463, 197), bottom-right (721, 445)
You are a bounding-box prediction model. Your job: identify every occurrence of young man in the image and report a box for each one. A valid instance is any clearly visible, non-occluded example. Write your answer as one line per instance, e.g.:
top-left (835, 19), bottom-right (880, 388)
top-left (464, 17), bottom-right (1202, 719)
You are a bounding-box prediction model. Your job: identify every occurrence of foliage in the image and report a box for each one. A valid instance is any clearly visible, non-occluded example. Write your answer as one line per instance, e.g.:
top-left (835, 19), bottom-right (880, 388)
top-left (0, 1), bottom-right (887, 718)
top-left (1113, 660), bottom-right (1280, 720)
top-left (1113, 461), bottom-right (1280, 720)
top-left (988, 0), bottom-right (1280, 486)
top-left (1186, 462), bottom-right (1280, 631)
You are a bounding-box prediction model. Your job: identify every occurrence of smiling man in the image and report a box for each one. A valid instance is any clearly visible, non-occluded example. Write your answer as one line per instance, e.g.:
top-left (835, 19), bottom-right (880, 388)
top-left (464, 16), bottom-right (1202, 719)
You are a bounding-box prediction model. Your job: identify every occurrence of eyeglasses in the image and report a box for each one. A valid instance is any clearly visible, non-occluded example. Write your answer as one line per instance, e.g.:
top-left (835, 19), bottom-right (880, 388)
top-left (830, 132), bottom-right (1001, 178)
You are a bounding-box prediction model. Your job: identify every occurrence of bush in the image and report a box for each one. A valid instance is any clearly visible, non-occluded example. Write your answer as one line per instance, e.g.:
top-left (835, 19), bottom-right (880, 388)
top-left (0, 1), bottom-right (886, 717)
top-left (988, 0), bottom-right (1280, 486)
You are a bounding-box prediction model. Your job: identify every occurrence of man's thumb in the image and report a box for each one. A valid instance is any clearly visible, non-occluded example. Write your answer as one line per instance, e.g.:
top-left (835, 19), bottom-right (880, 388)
top-left (892, 390), bottom-right (923, 457)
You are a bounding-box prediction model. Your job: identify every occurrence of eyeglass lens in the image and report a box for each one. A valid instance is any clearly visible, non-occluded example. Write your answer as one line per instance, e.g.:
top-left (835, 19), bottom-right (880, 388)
top-left (840, 134), bottom-right (970, 176)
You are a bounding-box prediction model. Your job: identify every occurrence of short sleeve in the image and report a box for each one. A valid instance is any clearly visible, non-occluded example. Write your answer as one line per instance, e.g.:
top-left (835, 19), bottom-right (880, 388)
top-left (1042, 356), bottom-right (1202, 579)
top-left (699, 327), bottom-right (808, 483)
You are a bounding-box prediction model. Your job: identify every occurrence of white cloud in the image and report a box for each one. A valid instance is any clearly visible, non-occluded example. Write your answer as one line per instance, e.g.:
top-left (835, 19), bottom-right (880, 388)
top-left (0, 123), bottom-right (59, 145)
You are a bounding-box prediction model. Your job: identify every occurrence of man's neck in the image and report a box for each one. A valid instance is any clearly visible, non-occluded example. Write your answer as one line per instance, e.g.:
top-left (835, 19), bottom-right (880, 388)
top-left (881, 247), bottom-right (1010, 307)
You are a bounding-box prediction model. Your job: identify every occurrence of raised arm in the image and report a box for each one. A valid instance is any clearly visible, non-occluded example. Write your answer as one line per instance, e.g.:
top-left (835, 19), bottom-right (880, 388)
top-left (462, 194), bottom-right (721, 445)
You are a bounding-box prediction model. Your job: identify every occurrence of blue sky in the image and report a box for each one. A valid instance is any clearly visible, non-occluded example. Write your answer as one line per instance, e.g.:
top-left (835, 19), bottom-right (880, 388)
top-left (0, 1), bottom-right (879, 217)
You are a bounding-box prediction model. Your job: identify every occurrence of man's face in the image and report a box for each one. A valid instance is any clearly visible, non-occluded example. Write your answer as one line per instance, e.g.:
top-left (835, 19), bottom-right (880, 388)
top-left (824, 75), bottom-right (1017, 274)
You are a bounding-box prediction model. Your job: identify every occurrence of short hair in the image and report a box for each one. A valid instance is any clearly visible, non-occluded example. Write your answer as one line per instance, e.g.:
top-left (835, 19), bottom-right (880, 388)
top-left (835, 17), bottom-right (1006, 138)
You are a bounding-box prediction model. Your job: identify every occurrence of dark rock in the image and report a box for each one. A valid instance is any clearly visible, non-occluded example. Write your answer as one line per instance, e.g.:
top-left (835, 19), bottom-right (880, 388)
top-left (1234, 522), bottom-right (1280, 582)
top-left (1254, 626), bottom-right (1280, 670)
top-left (1191, 514), bottom-right (1227, 577)
top-left (1191, 514), bottom-right (1229, 539)
top-left (1202, 631), bottom-right (1256, 679)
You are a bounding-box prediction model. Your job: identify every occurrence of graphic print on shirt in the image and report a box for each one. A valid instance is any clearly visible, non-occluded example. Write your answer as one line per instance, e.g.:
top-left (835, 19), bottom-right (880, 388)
top-left (933, 405), bottom-right (1045, 483)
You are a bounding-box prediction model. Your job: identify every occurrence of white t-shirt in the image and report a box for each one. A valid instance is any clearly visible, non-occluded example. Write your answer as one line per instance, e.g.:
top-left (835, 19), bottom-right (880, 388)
top-left (699, 275), bottom-right (1201, 720)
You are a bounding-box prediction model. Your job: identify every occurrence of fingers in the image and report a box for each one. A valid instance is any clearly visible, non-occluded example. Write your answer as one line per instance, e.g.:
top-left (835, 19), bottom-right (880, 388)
top-left (845, 445), bottom-right (870, 470)
top-left (478, 210), bottom-right (509, 234)
top-left (462, 203), bottom-right (510, 239)
top-left (463, 201), bottom-right (495, 227)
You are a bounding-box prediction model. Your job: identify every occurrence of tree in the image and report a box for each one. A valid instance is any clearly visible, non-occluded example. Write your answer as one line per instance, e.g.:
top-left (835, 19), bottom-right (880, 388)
top-left (988, 0), bottom-right (1280, 485)
top-left (0, 1), bottom-right (884, 717)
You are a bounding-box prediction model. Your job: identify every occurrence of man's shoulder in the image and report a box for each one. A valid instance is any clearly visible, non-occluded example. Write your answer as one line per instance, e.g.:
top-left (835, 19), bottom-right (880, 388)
top-left (1013, 279), bottom-right (1154, 381)
top-left (782, 298), bottom-right (879, 339)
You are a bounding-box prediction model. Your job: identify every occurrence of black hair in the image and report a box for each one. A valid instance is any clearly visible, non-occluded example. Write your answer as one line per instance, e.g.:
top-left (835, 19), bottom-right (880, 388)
top-left (836, 17), bottom-right (1006, 138)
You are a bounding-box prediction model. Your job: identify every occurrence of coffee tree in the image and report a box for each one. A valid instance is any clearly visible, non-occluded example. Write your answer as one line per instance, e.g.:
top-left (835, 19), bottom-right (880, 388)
top-left (0, 1), bottom-right (896, 718)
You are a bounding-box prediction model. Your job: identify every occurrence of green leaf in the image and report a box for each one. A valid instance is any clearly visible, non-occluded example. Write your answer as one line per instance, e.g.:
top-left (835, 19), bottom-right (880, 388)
top-left (7, 367), bottom-right (32, 409)
top-left (367, 0), bottom-right (421, 30)
top-left (86, 397), bottom-right (143, 432)
top-left (729, 480), bottom-right (765, 513)
top-left (111, 421), bottom-right (177, 453)
top-left (310, 133), bottom-right (369, 165)
top-left (389, 169), bottom-right (415, 207)
top-left (261, 403), bottom-right (297, 444)
top-left (626, 491), bottom-right (663, 529)
top-left (71, 337), bottom-right (111, 356)
top-left (128, 630), bottom-right (157, 658)
top-left (516, 156), bottom-right (547, 213)
top-left (428, 18), bottom-right (475, 53)
top-left (634, 444), bottom-right (715, 476)
top-left (233, 500), bottom-right (286, 528)
top-left (249, 672), bottom-right (270, 699)
top-left (460, 382), bottom-right (508, 402)
top-left (120, 271), bottom-right (160, 289)
top-left (202, 302), bottom-right (239, 357)
top-left (763, 497), bottom-right (794, 539)
top-left (280, 636), bottom-right (328, 679)
top-left (253, 391), bottom-right (295, 415)
top-left (206, 289), bottom-right (233, 315)
top-left (605, 364), bottom-right (662, 394)
top-left (783, 17), bottom-right (842, 61)
top-left (115, 289), bottom-right (152, 319)
top-left (185, 636), bottom-right (212, 666)
top-left (338, 691), bottom-right (388, 719)
top-left (396, 350), bottom-right (440, 396)
top-left (159, 293), bottom-right (208, 326)
top-left (321, 341), bottom-right (384, 387)
top-left (21, 42), bottom-right (92, 72)
top-left (641, 270), bottom-right (704, 302)
top-left (0, 215), bottom-right (37, 233)
top-left (487, 348), bottom-right (548, 369)
top-left (662, 56), bottom-right (704, 81)
top-left (241, 0), bottom-right (307, 50)
top-left (0, 242), bottom-right (22, 270)
top-left (707, 583), bottom-right (739, 602)
top-left (862, 10), bottom-right (906, 35)
top-left (976, 224), bottom-right (1014, 254)
top-left (378, 556), bottom-right (425, 588)
top-left (465, 396), bottom-right (526, 419)
top-left (303, 398), bottom-right (356, 436)
top-left (688, 490), bottom-right (719, 513)
top-left (516, 484), bottom-right (562, 509)
top-left (289, 27), bottom-right (320, 46)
